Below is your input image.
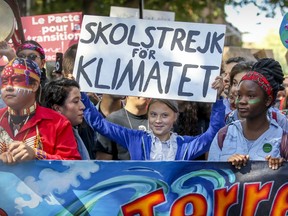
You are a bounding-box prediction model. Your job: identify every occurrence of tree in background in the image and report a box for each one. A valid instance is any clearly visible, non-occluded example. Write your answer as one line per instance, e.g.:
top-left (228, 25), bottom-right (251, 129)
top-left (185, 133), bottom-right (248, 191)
top-left (244, 29), bottom-right (288, 74)
top-left (18, 0), bottom-right (287, 22)
top-left (226, 0), bottom-right (287, 18)
top-left (16, 0), bottom-right (287, 72)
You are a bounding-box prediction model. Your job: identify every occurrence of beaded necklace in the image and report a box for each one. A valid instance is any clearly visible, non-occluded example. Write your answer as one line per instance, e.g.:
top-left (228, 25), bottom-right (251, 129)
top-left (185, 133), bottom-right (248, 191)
top-left (8, 102), bottom-right (36, 116)
top-left (8, 103), bottom-right (36, 136)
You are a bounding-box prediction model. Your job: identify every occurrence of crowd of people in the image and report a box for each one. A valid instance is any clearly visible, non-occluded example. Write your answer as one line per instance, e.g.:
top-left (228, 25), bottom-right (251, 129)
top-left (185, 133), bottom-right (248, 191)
top-left (0, 38), bottom-right (287, 170)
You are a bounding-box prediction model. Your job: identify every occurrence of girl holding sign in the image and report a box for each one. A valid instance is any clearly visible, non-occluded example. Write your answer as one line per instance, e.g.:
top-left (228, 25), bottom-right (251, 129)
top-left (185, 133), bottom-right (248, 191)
top-left (82, 76), bottom-right (225, 161)
top-left (208, 58), bottom-right (288, 169)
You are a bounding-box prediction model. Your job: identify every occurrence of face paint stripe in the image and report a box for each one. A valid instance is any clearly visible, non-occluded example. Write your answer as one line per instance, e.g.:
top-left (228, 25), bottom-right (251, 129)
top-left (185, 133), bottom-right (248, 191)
top-left (248, 98), bottom-right (261, 104)
top-left (235, 98), bottom-right (261, 105)
top-left (15, 87), bottom-right (33, 95)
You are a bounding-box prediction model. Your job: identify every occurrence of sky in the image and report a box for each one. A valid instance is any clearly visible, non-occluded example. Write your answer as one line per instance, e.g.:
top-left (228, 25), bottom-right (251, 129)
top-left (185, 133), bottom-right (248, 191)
top-left (225, 3), bottom-right (287, 43)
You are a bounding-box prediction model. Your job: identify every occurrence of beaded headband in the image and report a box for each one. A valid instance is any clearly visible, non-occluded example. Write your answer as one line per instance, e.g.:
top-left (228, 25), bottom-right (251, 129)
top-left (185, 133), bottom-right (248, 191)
top-left (16, 43), bottom-right (45, 59)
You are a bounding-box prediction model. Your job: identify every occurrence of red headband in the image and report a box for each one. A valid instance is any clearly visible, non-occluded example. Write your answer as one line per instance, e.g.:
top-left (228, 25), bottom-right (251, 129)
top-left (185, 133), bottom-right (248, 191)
top-left (241, 71), bottom-right (273, 97)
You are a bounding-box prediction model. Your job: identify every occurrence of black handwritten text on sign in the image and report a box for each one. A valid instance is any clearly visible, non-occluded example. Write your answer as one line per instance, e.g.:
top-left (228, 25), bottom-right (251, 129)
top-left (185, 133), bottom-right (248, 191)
top-left (74, 16), bottom-right (225, 102)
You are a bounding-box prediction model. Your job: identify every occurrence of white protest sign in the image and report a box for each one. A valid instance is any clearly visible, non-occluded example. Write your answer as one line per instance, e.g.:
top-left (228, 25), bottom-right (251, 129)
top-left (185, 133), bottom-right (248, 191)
top-left (110, 6), bottom-right (175, 21)
top-left (73, 15), bottom-right (226, 102)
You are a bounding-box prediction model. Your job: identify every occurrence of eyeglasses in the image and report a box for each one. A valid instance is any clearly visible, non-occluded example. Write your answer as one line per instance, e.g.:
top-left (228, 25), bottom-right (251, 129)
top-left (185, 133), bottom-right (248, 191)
top-left (17, 53), bottom-right (41, 61)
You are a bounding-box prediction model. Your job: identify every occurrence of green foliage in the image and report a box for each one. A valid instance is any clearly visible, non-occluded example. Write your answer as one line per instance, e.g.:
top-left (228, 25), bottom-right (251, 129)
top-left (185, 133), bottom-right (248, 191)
top-left (26, 0), bottom-right (228, 22)
top-left (244, 30), bottom-right (288, 75)
top-left (25, 0), bottom-right (287, 20)
top-left (21, 0), bottom-right (287, 73)
top-left (225, 0), bottom-right (287, 17)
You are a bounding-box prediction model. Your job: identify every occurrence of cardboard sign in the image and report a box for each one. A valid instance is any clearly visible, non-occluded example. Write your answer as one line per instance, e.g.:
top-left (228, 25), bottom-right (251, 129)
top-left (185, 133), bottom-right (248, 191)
top-left (74, 15), bottom-right (226, 102)
top-left (110, 6), bottom-right (175, 21)
top-left (21, 12), bottom-right (82, 61)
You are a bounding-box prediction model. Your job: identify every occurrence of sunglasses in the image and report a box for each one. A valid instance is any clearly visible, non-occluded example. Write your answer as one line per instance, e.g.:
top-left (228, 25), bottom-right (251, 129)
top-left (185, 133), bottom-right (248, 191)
top-left (17, 53), bottom-right (41, 61)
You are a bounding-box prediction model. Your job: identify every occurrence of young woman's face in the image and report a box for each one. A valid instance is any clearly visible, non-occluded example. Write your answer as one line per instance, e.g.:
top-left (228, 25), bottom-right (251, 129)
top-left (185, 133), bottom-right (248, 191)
top-left (58, 87), bottom-right (85, 126)
top-left (223, 62), bottom-right (237, 94)
top-left (236, 80), bottom-right (269, 119)
top-left (229, 72), bottom-right (247, 106)
top-left (148, 101), bottom-right (177, 141)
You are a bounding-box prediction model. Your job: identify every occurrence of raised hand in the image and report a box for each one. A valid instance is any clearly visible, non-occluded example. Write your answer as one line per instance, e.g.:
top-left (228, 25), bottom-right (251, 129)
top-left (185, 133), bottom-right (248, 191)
top-left (0, 41), bottom-right (16, 61)
top-left (211, 75), bottom-right (224, 99)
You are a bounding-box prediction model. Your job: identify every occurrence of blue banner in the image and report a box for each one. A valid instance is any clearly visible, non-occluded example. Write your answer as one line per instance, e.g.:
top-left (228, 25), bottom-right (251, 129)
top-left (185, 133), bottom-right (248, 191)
top-left (0, 161), bottom-right (287, 216)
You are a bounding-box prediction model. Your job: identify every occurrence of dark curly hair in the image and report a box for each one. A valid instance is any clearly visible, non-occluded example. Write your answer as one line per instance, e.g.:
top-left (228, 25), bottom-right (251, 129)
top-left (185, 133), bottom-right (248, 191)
top-left (41, 78), bottom-right (80, 108)
top-left (175, 102), bottom-right (212, 136)
top-left (252, 58), bottom-right (284, 102)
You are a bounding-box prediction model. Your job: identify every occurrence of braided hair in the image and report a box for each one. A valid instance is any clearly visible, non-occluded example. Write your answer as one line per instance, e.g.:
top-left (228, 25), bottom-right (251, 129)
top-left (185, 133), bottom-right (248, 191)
top-left (252, 58), bottom-right (284, 103)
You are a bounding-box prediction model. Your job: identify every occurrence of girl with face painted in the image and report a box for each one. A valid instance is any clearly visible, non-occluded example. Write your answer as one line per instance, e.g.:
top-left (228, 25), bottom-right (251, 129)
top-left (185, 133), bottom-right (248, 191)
top-left (0, 58), bottom-right (81, 163)
top-left (82, 76), bottom-right (225, 161)
top-left (225, 61), bottom-right (288, 128)
top-left (208, 58), bottom-right (287, 170)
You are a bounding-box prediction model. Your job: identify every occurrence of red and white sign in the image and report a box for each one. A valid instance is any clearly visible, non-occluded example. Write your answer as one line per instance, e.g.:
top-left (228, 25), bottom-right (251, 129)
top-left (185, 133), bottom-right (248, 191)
top-left (21, 12), bottom-right (82, 61)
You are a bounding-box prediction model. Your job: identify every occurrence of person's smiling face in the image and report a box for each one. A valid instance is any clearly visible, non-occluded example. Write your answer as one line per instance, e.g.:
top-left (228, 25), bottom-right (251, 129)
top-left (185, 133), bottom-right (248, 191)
top-left (148, 101), bottom-right (177, 141)
top-left (229, 72), bottom-right (247, 108)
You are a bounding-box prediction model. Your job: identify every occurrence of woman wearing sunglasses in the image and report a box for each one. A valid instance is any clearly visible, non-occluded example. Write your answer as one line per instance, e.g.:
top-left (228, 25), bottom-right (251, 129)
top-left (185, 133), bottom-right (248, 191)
top-left (16, 40), bottom-right (47, 87)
